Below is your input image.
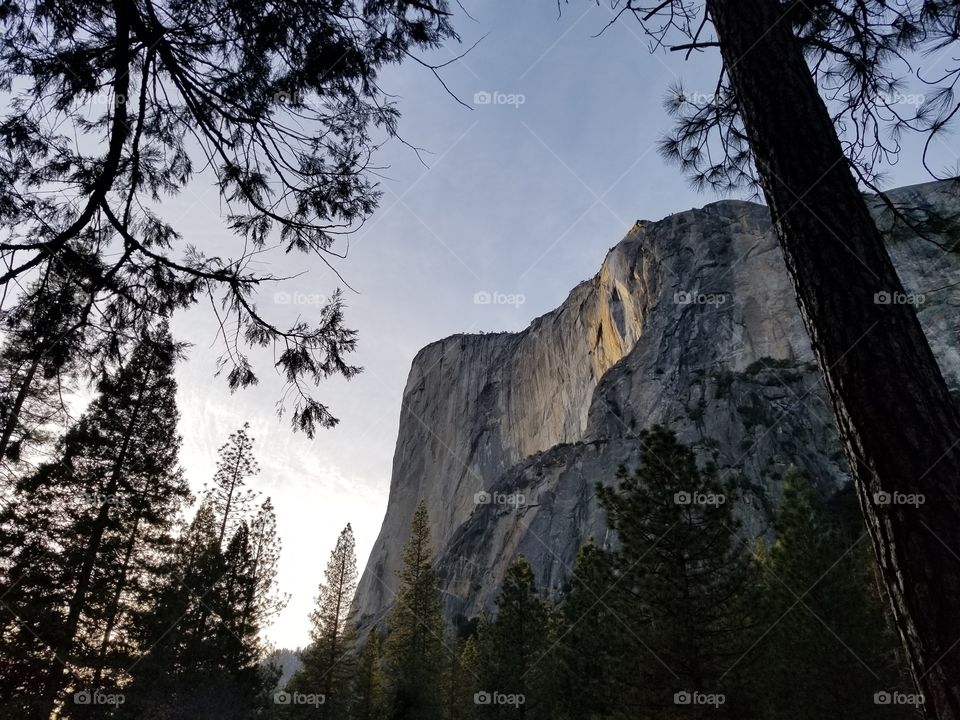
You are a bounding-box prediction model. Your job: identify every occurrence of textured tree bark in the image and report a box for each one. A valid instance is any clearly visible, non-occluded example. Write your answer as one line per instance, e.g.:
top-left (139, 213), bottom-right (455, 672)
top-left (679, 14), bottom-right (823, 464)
top-left (705, 1), bottom-right (960, 717)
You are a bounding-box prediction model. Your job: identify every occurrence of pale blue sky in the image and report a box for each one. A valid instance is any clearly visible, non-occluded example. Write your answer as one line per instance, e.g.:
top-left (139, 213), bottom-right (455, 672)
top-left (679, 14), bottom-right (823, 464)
top-left (161, 1), bottom-right (940, 647)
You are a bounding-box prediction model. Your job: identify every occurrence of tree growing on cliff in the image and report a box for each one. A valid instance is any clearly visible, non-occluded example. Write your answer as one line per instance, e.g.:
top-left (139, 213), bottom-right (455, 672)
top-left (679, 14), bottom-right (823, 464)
top-left (575, 2), bottom-right (960, 713)
top-left (383, 501), bottom-right (447, 720)
top-left (283, 524), bottom-right (359, 720)
top-left (596, 426), bottom-right (756, 719)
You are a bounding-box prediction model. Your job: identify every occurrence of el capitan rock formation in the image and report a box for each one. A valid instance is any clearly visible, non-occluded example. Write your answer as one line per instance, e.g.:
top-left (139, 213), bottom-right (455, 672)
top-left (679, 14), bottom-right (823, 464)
top-left (354, 179), bottom-right (960, 630)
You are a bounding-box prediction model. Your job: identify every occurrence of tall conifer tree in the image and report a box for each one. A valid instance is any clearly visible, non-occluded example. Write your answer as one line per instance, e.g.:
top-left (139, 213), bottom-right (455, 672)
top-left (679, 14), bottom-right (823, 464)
top-left (555, 539), bottom-right (622, 720)
top-left (119, 434), bottom-right (281, 720)
top-left (475, 556), bottom-right (554, 720)
top-left (0, 324), bottom-right (188, 719)
top-left (351, 632), bottom-right (386, 720)
top-left (383, 501), bottom-right (446, 720)
top-left (755, 467), bottom-right (914, 719)
top-left (283, 523), bottom-right (359, 719)
top-left (596, 426), bottom-right (756, 719)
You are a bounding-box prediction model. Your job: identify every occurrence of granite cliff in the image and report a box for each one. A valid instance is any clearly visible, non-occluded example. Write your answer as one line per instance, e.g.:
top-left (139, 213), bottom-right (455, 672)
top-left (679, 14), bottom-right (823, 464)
top-left (354, 179), bottom-right (960, 630)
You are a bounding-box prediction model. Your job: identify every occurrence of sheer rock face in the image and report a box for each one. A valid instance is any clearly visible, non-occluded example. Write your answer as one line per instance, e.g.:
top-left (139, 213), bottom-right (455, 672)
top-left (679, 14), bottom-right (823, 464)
top-left (353, 179), bottom-right (960, 630)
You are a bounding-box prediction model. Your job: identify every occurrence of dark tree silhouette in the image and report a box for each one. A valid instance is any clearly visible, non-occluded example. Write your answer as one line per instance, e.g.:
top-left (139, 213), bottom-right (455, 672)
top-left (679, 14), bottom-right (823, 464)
top-left (0, 324), bottom-right (189, 719)
top-left (0, 0), bottom-right (458, 438)
top-left (579, 2), bottom-right (960, 716)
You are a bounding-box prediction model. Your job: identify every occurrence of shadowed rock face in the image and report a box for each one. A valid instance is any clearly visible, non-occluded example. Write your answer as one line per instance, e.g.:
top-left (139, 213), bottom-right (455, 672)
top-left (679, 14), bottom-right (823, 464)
top-left (353, 179), bottom-right (960, 631)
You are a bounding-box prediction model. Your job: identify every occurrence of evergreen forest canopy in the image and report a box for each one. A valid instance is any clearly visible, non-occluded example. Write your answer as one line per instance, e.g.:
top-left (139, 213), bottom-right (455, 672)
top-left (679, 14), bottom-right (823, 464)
top-left (0, 378), bottom-right (921, 719)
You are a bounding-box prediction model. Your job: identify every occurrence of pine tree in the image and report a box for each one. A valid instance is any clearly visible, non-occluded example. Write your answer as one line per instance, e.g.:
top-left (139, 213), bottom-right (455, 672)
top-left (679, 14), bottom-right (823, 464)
top-left (187, 422), bottom-right (263, 661)
top-left (596, 425), bottom-right (756, 719)
top-left (475, 556), bottom-right (553, 720)
top-left (555, 540), bottom-right (622, 719)
top-left (383, 501), bottom-right (446, 720)
top-left (116, 502), bottom-right (224, 719)
top-left (755, 467), bottom-right (914, 719)
top-left (247, 498), bottom-right (285, 647)
top-left (120, 497), bottom-right (283, 720)
top-left (446, 635), bottom-right (480, 720)
top-left (283, 523), bottom-right (359, 719)
top-left (439, 619), bottom-right (483, 720)
top-left (0, 324), bottom-right (189, 719)
top-left (351, 632), bottom-right (386, 720)
top-left (208, 422), bottom-right (259, 548)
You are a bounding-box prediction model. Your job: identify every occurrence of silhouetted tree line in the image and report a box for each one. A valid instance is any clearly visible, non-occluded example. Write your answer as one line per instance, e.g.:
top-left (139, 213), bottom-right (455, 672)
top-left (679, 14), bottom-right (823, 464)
top-left (280, 428), bottom-right (919, 720)
top-left (0, 327), bottom-right (284, 719)
top-left (0, 319), bottom-right (920, 720)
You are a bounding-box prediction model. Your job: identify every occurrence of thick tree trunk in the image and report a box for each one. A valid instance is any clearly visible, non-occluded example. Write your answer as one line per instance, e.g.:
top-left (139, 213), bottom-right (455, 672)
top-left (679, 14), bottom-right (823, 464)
top-left (705, 1), bottom-right (960, 717)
